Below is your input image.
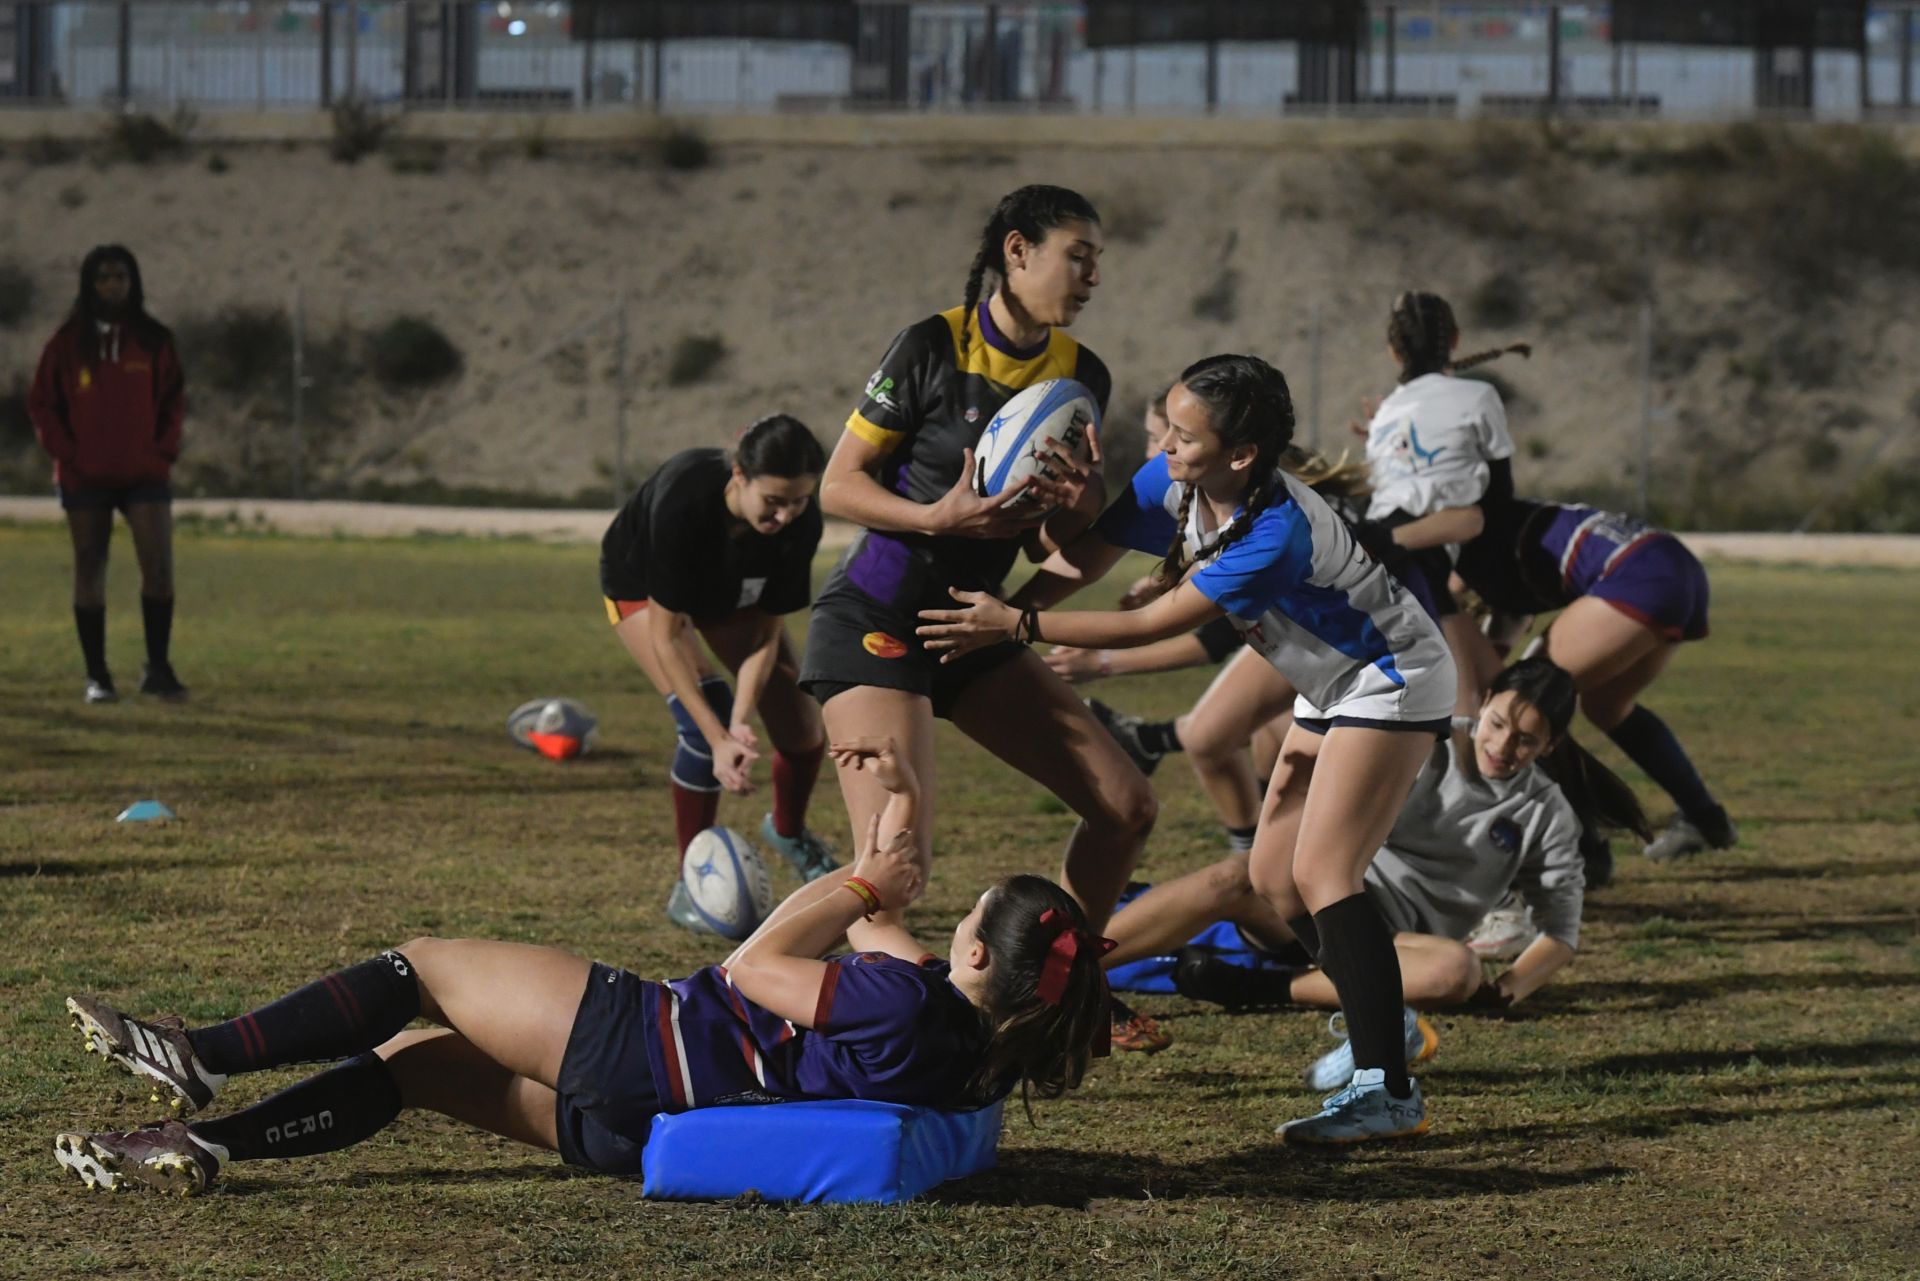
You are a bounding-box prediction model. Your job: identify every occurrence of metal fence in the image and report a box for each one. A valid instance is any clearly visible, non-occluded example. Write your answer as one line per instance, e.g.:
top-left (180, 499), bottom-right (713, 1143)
top-left (2, 3), bottom-right (1917, 120)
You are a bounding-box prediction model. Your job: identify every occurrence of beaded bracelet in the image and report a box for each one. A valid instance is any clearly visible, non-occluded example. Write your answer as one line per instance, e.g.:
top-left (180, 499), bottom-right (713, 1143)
top-left (843, 876), bottom-right (884, 918)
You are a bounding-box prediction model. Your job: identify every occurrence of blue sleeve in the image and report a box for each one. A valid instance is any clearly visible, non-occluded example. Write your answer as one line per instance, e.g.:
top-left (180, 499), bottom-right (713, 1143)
top-left (1093, 453), bottom-right (1179, 554)
top-left (812, 954), bottom-right (932, 1043)
top-left (1191, 503), bottom-right (1315, 621)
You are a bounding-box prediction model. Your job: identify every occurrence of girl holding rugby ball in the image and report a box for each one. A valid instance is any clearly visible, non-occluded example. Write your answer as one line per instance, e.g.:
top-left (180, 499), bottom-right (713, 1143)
top-left (920, 354), bottom-right (1456, 1145)
top-left (802, 185), bottom-right (1161, 1044)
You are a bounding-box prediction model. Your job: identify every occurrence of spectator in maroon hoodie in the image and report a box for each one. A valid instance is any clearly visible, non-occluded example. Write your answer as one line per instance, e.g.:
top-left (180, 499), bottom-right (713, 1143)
top-left (30, 245), bottom-right (188, 703)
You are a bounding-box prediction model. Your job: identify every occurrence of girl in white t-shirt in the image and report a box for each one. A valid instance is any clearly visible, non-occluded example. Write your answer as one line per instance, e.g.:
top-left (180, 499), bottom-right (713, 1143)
top-left (1349, 291), bottom-right (1531, 714)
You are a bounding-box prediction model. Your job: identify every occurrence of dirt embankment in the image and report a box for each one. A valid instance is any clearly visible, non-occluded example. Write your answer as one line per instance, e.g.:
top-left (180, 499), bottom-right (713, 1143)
top-left (2, 119), bottom-right (1916, 530)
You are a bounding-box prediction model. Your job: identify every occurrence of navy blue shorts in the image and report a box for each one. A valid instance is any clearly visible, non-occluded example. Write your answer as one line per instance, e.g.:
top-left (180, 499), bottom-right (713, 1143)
top-left (801, 585), bottom-right (1025, 720)
top-left (1588, 536), bottom-right (1710, 642)
top-left (57, 480), bottom-right (171, 513)
top-left (553, 963), bottom-right (663, 1178)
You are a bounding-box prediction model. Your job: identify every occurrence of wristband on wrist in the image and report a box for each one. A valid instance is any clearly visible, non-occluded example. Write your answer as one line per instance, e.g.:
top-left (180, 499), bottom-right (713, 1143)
top-left (842, 876), bottom-right (884, 918)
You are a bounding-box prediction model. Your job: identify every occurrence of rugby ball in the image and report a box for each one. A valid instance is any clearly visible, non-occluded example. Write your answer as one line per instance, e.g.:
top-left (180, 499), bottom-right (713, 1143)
top-left (681, 827), bottom-right (777, 941)
top-left (507, 697), bottom-right (599, 762)
top-left (973, 378), bottom-right (1100, 513)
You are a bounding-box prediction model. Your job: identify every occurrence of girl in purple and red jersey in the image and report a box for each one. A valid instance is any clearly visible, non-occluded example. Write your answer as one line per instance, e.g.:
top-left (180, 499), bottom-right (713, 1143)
top-left (52, 741), bottom-right (1111, 1197)
top-left (29, 245), bottom-right (188, 704)
top-left (1456, 499), bottom-right (1732, 863)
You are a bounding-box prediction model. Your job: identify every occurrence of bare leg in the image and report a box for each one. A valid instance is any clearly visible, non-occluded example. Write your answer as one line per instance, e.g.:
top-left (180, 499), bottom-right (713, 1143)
top-left (820, 685), bottom-right (937, 923)
top-left (1286, 933), bottom-right (1482, 1009)
top-left (1541, 597), bottom-right (1666, 723)
top-left (950, 651), bottom-right (1156, 932)
top-left (1179, 649), bottom-right (1298, 832)
top-left (377, 1027), bottom-right (561, 1152)
top-left (701, 618), bottom-right (825, 756)
top-left (1250, 716), bottom-right (1288, 783)
top-left (613, 607), bottom-right (713, 693)
top-left (398, 937), bottom-right (593, 1088)
top-left (1103, 853), bottom-right (1291, 968)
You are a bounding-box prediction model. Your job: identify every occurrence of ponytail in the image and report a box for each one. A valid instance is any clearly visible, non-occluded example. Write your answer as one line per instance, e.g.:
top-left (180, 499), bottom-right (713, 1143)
top-left (963, 875), bottom-right (1111, 1121)
top-left (1452, 341), bottom-right (1533, 372)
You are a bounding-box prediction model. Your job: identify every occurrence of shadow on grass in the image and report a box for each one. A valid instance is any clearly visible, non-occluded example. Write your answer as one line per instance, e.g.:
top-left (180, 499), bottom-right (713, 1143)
top-left (1556, 967), bottom-right (1920, 1011)
top-left (1416, 1087), bottom-right (1913, 1155)
top-left (934, 1145), bottom-right (1626, 1209)
top-left (0, 858), bottom-right (210, 879)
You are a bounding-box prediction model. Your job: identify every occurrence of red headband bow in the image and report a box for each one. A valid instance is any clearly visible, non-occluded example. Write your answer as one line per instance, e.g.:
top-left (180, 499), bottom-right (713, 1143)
top-left (1035, 907), bottom-right (1117, 1005)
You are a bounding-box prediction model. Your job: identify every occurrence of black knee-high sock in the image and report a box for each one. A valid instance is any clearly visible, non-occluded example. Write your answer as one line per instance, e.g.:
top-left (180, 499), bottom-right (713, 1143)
top-left (140, 594), bottom-right (174, 667)
top-left (1137, 720), bottom-right (1183, 756)
top-left (190, 1052), bottom-right (403, 1161)
top-left (1286, 912), bottom-right (1321, 960)
top-left (187, 951), bottom-right (419, 1075)
top-left (1605, 705), bottom-right (1719, 824)
top-left (1312, 894), bottom-right (1411, 1098)
top-left (74, 605), bottom-right (108, 679)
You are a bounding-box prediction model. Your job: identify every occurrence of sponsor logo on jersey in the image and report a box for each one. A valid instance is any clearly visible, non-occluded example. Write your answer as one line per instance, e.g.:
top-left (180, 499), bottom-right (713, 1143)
top-left (1489, 817), bottom-right (1522, 853)
top-left (737, 577), bottom-right (767, 608)
top-left (864, 370), bottom-right (902, 414)
top-left (78, 369), bottom-right (93, 391)
top-left (861, 631), bottom-right (908, 659)
top-left (964, 406), bottom-right (981, 423)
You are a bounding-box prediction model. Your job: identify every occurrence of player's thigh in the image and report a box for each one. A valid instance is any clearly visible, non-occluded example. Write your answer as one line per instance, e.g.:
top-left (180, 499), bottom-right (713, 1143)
top-left (397, 938), bottom-right (593, 1089)
top-left (820, 684), bottom-right (937, 867)
top-left (1247, 722), bottom-right (1324, 910)
top-left (705, 620), bottom-right (822, 749)
top-left (1580, 638), bottom-right (1679, 730)
top-left (1543, 598), bottom-right (1664, 691)
top-left (949, 649), bottom-right (1154, 833)
top-left (378, 1028), bottom-right (561, 1151)
top-left (1289, 727), bottom-right (1434, 909)
top-left (613, 607), bottom-right (711, 696)
top-left (1182, 648), bottom-right (1298, 757)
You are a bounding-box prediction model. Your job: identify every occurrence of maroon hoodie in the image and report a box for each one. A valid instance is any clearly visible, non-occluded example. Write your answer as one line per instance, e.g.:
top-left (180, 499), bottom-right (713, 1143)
top-left (29, 319), bottom-right (186, 489)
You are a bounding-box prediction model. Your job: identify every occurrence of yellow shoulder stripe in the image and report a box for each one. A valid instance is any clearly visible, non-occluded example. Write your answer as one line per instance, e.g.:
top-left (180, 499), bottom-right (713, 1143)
top-left (846, 411), bottom-right (905, 454)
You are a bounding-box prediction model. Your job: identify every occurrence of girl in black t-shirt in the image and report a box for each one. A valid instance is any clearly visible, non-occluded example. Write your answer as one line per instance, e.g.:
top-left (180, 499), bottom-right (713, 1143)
top-left (600, 415), bottom-right (836, 930)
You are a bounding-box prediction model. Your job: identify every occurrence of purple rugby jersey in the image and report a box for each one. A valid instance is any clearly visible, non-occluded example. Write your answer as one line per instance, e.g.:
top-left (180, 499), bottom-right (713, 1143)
top-left (637, 953), bottom-right (990, 1112)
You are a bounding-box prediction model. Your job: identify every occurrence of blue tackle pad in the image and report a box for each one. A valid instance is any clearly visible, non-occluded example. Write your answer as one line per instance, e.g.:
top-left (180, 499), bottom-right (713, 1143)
top-left (640, 1098), bottom-right (1004, 1204)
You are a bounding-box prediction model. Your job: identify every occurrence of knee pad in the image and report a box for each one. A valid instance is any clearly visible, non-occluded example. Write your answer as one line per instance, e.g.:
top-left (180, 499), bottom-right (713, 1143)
top-left (666, 679), bottom-right (735, 794)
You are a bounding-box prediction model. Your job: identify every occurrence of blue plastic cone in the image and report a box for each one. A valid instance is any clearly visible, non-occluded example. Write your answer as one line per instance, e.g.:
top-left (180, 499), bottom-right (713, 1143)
top-left (116, 800), bottom-right (177, 823)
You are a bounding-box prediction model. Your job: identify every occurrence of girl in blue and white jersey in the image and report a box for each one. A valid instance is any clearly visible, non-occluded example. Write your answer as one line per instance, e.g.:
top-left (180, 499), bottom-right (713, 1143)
top-left (918, 354), bottom-right (1455, 1146)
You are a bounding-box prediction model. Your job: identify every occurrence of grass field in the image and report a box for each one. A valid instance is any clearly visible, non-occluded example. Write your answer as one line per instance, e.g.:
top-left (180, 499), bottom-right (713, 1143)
top-left (2, 523), bottom-right (1917, 1281)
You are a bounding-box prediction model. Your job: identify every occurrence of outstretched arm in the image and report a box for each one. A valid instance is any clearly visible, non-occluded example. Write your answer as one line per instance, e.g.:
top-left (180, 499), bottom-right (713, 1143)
top-left (920, 580), bottom-right (1225, 661)
top-left (725, 813), bottom-right (924, 1026)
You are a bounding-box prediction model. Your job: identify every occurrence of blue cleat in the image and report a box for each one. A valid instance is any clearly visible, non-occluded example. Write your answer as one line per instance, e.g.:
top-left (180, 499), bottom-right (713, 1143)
top-left (759, 813), bottom-right (838, 882)
top-left (1303, 1007), bottom-right (1438, 1093)
top-left (665, 881), bottom-right (713, 934)
top-left (1278, 1068), bottom-right (1429, 1146)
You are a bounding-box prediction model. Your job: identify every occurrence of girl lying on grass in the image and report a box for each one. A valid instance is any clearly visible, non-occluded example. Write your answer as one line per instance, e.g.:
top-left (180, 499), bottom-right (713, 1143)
top-left (53, 739), bottom-right (1111, 1196)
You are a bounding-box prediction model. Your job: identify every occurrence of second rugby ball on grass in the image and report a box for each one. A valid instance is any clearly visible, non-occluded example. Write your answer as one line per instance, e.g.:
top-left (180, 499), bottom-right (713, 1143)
top-left (681, 827), bottom-right (776, 941)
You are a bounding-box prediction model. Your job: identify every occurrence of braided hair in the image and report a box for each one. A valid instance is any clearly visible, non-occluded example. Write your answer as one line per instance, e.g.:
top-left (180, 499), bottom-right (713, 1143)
top-left (1387, 290), bottom-right (1531, 380)
top-left (64, 244), bottom-right (171, 366)
top-left (1155, 354), bottom-right (1297, 588)
top-left (959, 185), bottom-right (1101, 358)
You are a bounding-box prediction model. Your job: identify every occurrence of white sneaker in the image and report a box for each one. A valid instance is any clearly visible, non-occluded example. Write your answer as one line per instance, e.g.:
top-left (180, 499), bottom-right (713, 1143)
top-left (1466, 898), bottom-right (1536, 962)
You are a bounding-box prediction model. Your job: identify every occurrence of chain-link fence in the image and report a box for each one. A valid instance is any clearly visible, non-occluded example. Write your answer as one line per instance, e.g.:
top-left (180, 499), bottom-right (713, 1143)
top-left (3, 3), bottom-right (1918, 120)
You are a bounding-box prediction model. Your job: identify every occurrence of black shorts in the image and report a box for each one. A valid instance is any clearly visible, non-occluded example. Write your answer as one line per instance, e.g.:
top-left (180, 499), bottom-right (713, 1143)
top-left (57, 480), bottom-right (171, 513)
top-left (1295, 714), bottom-right (1452, 739)
top-left (552, 963), bottom-right (663, 1178)
top-left (801, 584), bottom-right (1025, 721)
